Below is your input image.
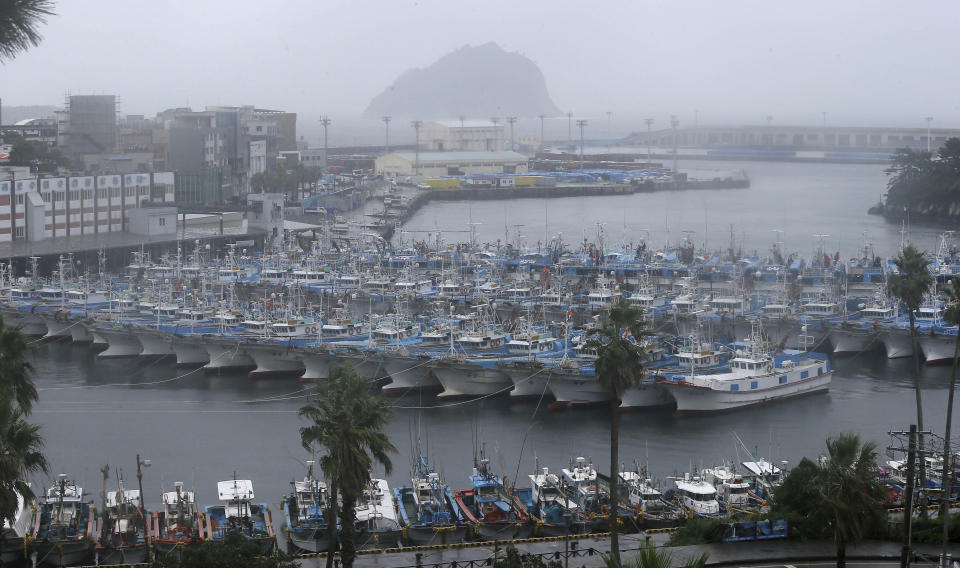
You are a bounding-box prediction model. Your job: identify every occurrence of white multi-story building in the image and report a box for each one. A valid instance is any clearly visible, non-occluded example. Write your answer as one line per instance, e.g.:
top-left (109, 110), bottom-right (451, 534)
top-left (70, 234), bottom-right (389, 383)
top-left (0, 172), bottom-right (175, 243)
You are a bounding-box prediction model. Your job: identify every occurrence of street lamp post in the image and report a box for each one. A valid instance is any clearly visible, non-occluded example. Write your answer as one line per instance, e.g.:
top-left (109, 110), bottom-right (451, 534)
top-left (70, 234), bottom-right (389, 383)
top-left (538, 114), bottom-right (546, 150)
top-left (670, 115), bottom-right (679, 174)
top-left (506, 117), bottom-right (517, 152)
top-left (489, 117), bottom-right (500, 151)
top-left (410, 120), bottom-right (422, 175)
top-left (382, 116), bottom-right (391, 154)
top-left (576, 119), bottom-right (588, 171)
top-left (644, 118), bottom-right (654, 165)
top-left (925, 116), bottom-right (933, 153)
top-left (136, 454), bottom-right (152, 561)
top-left (458, 114), bottom-right (466, 150)
top-left (319, 115), bottom-right (331, 172)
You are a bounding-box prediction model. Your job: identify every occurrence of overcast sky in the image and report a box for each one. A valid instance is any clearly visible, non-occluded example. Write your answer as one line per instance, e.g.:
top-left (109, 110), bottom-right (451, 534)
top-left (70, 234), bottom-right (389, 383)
top-left (2, 0), bottom-right (958, 135)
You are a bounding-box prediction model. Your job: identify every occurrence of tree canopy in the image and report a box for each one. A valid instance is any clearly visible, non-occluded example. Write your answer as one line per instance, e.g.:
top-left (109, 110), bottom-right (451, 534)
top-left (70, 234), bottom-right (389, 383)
top-left (0, 0), bottom-right (54, 61)
top-left (884, 138), bottom-right (960, 209)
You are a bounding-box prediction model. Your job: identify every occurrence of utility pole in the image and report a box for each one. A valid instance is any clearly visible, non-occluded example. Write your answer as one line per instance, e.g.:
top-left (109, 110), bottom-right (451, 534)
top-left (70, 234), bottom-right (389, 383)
top-left (459, 114), bottom-right (466, 150)
top-left (925, 117), bottom-right (933, 153)
top-left (538, 114), bottom-right (546, 150)
top-left (576, 119), bottom-right (588, 171)
top-left (506, 117), bottom-right (517, 152)
top-left (319, 115), bottom-right (331, 172)
top-left (410, 120), bottom-right (422, 175)
top-left (381, 116), bottom-right (391, 154)
top-left (644, 118), bottom-right (654, 165)
top-left (136, 454), bottom-right (152, 561)
top-left (670, 115), bottom-right (679, 174)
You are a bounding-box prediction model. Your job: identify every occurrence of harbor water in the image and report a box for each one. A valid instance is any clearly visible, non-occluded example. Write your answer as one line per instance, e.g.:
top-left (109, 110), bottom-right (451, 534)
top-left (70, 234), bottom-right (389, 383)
top-left (28, 159), bottom-right (960, 525)
top-left (401, 159), bottom-right (945, 258)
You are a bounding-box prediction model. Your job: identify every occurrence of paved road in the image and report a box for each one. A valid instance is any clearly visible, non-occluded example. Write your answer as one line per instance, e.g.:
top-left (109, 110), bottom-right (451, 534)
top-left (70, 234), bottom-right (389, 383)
top-left (294, 538), bottom-right (960, 568)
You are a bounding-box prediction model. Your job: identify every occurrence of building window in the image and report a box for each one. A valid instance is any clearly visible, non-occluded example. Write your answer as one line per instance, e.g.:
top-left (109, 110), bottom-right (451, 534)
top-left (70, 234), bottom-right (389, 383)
top-left (14, 227), bottom-right (24, 238)
top-left (158, 217), bottom-right (166, 226)
top-left (15, 194), bottom-right (24, 206)
top-left (69, 190), bottom-right (79, 201)
top-left (84, 189), bottom-right (93, 200)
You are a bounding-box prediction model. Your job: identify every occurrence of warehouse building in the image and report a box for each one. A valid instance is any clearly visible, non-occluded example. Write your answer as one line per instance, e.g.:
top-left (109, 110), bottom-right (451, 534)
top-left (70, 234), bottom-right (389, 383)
top-left (375, 151), bottom-right (529, 177)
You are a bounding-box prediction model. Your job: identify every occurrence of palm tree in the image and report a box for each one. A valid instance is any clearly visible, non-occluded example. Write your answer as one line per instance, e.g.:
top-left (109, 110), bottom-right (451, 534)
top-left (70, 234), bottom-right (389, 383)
top-left (817, 433), bottom-right (883, 568)
top-left (888, 244), bottom-right (934, 494)
top-left (939, 278), bottom-right (960, 558)
top-left (0, 0), bottom-right (54, 61)
top-left (299, 364), bottom-right (396, 568)
top-left (0, 314), bottom-right (39, 414)
top-left (0, 400), bottom-right (47, 529)
top-left (583, 302), bottom-right (651, 565)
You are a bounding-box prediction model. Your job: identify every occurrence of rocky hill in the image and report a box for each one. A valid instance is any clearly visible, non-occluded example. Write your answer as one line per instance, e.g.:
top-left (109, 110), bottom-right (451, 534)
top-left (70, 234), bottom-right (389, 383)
top-left (1, 105), bottom-right (58, 124)
top-left (363, 43), bottom-right (561, 119)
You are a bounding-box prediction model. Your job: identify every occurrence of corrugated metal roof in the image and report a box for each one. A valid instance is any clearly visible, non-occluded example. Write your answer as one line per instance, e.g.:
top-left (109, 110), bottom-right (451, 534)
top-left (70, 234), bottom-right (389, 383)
top-left (388, 151), bottom-right (528, 163)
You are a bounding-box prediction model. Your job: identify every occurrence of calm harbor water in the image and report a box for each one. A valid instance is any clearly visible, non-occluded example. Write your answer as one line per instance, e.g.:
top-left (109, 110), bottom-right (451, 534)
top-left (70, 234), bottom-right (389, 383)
top-left (401, 159), bottom-right (947, 258)
top-left (29, 342), bottom-right (960, 516)
top-left (27, 160), bottom-right (960, 524)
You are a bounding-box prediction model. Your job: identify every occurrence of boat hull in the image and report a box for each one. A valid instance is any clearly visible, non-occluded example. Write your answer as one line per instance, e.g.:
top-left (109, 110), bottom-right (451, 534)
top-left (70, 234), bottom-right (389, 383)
top-left (136, 330), bottom-right (175, 359)
top-left (288, 527), bottom-right (334, 553)
top-left (245, 344), bottom-right (306, 378)
top-left (172, 337), bottom-right (210, 367)
top-left (404, 525), bottom-right (468, 546)
top-left (830, 328), bottom-right (878, 355)
top-left (98, 544), bottom-right (147, 565)
top-left (39, 315), bottom-right (73, 342)
top-left (381, 356), bottom-right (439, 394)
top-left (299, 351), bottom-right (334, 381)
top-left (69, 322), bottom-right (93, 344)
top-left (547, 372), bottom-right (609, 408)
top-left (663, 371), bottom-right (832, 414)
top-left (96, 328), bottom-right (143, 359)
top-left (501, 365), bottom-right (551, 400)
top-left (31, 539), bottom-right (94, 567)
top-left (202, 341), bottom-right (256, 374)
top-left (919, 335), bottom-right (957, 365)
top-left (433, 363), bottom-right (511, 398)
top-left (475, 521), bottom-right (532, 541)
top-left (880, 329), bottom-right (914, 359)
top-left (619, 382), bottom-right (675, 411)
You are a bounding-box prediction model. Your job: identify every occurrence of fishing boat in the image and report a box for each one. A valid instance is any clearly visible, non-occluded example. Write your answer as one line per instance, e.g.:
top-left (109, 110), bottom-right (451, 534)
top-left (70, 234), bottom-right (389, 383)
top-left (618, 468), bottom-right (682, 529)
top-left (394, 457), bottom-right (466, 546)
top-left (203, 477), bottom-right (276, 554)
top-left (29, 474), bottom-right (95, 567)
top-left (524, 466), bottom-right (590, 536)
top-left (283, 461), bottom-right (334, 553)
top-left (354, 478), bottom-right (403, 550)
top-left (454, 453), bottom-right (532, 541)
top-left (96, 474), bottom-right (147, 565)
top-left (664, 473), bottom-right (724, 518)
top-left (152, 482), bottom-right (203, 556)
top-left (657, 321), bottom-right (832, 414)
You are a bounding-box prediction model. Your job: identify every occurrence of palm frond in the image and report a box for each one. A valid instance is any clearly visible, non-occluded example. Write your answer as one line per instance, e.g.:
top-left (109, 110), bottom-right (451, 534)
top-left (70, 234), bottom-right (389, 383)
top-left (0, 0), bottom-right (55, 61)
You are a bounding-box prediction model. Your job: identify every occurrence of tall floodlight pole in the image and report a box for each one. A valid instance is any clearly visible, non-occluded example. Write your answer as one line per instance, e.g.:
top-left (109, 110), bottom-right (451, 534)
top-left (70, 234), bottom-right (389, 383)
top-left (670, 115), bottom-right (679, 174)
top-left (606, 111), bottom-right (612, 138)
top-left (382, 116), bottom-right (391, 154)
top-left (320, 115), bottom-right (331, 172)
top-left (538, 114), bottom-right (546, 150)
top-left (567, 112), bottom-right (573, 145)
top-left (506, 117), bottom-right (517, 152)
top-left (644, 118), bottom-right (654, 165)
top-left (925, 116), bottom-right (933, 153)
top-left (459, 114), bottom-right (466, 150)
top-left (411, 120), bottom-right (422, 175)
top-left (490, 117), bottom-right (500, 151)
top-left (576, 119), bottom-right (588, 171)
